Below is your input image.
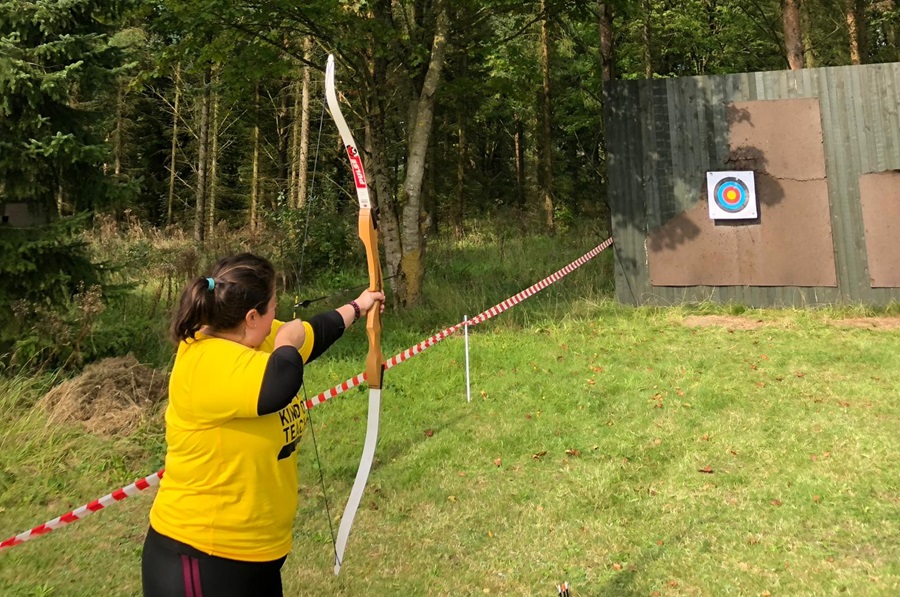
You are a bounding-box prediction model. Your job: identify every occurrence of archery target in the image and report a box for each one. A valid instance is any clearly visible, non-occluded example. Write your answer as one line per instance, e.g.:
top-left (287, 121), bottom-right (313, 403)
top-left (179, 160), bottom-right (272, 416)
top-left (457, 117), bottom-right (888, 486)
top-left (707, 171), bottom-right (757, 220)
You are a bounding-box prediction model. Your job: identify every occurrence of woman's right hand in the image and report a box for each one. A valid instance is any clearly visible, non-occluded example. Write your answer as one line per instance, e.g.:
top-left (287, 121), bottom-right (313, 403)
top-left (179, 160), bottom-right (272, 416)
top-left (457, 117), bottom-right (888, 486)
top-left (274, 319), bottom-right (307, 350)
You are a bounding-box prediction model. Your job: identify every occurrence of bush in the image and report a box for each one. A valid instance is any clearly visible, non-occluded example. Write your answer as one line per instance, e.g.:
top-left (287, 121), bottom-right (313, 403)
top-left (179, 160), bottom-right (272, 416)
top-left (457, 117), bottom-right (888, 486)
top-left (0, 215), bottom-right (107, 369)
top-left (264, 200), bottom-right (357, 289)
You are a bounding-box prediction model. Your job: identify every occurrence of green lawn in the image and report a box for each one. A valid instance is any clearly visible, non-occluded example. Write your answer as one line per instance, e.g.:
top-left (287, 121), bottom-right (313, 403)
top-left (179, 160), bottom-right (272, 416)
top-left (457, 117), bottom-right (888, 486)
top-left (1, 300), bottom-right (898, 595)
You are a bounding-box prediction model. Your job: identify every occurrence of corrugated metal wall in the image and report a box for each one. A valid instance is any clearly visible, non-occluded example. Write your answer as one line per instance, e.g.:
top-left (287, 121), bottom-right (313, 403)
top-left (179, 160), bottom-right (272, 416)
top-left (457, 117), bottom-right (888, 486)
top-left (604, 63), bottom-right (900, 307)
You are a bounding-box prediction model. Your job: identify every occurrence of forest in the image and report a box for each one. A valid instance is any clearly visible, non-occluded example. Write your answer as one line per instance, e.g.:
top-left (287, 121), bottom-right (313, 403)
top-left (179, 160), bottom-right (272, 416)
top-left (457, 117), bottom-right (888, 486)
top-left (2, 4), bottom-right (900, 593)
top-left (1, 0), bottom-right (899, 368)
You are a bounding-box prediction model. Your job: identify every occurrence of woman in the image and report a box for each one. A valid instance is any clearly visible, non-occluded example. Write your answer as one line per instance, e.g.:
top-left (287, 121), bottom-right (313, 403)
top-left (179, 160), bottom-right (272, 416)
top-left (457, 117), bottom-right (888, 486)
top-left (142, 253), bottom-right (384, 597)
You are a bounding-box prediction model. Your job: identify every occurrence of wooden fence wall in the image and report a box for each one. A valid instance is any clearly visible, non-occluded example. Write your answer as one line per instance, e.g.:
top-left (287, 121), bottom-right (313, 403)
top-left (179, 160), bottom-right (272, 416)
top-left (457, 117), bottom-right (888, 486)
top-left (604, 63), bottom-right (900, 307)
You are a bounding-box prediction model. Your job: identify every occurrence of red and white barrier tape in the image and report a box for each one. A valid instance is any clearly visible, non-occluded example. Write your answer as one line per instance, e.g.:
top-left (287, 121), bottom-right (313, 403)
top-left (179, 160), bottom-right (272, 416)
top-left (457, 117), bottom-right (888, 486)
top-left (0, 237), bottom-right (612, 551)
top-left (0, 471), bottom-right (163, 550)
top-left (303, 236), bottom-right (613, 409)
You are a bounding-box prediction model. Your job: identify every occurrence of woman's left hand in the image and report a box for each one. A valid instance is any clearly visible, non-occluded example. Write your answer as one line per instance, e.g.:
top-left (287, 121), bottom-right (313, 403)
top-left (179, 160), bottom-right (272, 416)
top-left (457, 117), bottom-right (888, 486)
top-left (353, 290), bottom-right (386, 316)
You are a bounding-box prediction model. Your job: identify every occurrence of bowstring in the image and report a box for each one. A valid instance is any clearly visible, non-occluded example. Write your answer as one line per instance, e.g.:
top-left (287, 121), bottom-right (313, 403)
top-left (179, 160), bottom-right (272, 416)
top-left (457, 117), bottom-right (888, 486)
top-left (301, 385), bottom-right (338, 561)
top-left (294, 76), bottom-right (339, 559)
top-left (292, 81), bottom-right (329, 318)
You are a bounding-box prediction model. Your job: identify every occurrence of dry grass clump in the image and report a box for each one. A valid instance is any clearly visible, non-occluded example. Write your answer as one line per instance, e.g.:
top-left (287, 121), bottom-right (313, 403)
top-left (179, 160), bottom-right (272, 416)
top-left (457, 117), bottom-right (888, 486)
top-left (38, 355), bottom-right (168, 437)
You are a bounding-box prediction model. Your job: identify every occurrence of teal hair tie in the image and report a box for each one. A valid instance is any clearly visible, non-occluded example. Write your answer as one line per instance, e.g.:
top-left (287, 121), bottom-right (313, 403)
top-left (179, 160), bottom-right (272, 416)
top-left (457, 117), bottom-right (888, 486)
top-left (206, 277), bottom-right (215, 291)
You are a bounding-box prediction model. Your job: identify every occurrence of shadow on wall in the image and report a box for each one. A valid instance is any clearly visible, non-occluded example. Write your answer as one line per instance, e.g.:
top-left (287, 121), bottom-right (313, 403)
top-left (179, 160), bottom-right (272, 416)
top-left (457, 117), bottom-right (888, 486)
top-left (603, 76), bottom-right (774, 269)
top-left (646, 100), bottom-right (787, 255)
top-left (646, 91), bottom-right (784, 252)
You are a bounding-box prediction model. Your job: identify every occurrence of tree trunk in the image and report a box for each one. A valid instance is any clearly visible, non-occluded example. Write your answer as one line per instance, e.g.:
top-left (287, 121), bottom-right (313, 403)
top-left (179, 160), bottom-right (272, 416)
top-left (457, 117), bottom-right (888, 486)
top-left (297, 37), bottom-right (312, 208)
top-left (782, 0), bottom-right (805, 69)
top-left (599, 1), bottom-right (615, 81)
top-left (885, 0), bottom-right (899, 61)
top-left (514, 116), bottom-right (526, 210)
top-left (454, 116), bottom-right (466, 240)
top-left (289, 79), bottom-right (301, 208)
top-left (356, 37), bottom-right (403, 291)
top-left (56, 176), bottom-right (65, 217)
top-left (366, 112), bottom-right (402, 284)
top-left (847, 0), bottom-right (867, 64)
top-left (167, 63), bottom-right (181, 227)
top-left (207, 87), bottom-right (219, 238)
top-left (451, 50), bottom-right (469, 240)
top-left (250, 86), bottom-right (260, 232)
top-left (395, 1), bottom-right (451, 306)
top-left (598, 1), bottom-right (615, 240)
top-left (642, 0), bottom-right (654, 78)
top-left (114, 82), bottom-right (124, 177)
top-left (847, 5), bottom-right (861, 64)
top-left (277, 80), bottom-right (290, 206)
top-left (803, 28), bottom-right (816, 66)
top-left (194, 69), bottom-right (211, 243)
top-left (424, 133), bottom-right (438, 236)
top-left (702, 0), bottom-right (718, 73)
top-left (539, 0), bottom-right (556, 234)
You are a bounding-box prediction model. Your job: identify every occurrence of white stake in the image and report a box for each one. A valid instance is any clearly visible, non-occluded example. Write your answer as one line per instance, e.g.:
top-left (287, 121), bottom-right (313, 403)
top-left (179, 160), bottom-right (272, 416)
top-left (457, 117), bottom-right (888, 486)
top-left (464, 315), bottom-right (471, 403)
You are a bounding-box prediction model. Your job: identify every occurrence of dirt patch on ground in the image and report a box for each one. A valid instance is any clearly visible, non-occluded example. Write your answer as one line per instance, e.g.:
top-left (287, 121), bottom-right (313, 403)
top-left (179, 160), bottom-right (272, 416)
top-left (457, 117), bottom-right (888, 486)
top-left (682, 315), bottom-right (767, 330)
top-left (38, 355), bottom-right (168, 437)
top-left (829, 317), bottom-right (900, 330)
top-left (682, 314), bottom-right (900, 331)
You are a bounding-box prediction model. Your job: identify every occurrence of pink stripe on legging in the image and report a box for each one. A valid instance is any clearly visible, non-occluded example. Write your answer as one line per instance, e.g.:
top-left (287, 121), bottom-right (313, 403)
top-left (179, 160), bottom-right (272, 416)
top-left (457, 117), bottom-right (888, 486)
top-left (191, 557), bottom-right (203, 596)
top-left (181, 555), bottom-right (193, 596)
top-left (180, 555), bottom-right (203, 596)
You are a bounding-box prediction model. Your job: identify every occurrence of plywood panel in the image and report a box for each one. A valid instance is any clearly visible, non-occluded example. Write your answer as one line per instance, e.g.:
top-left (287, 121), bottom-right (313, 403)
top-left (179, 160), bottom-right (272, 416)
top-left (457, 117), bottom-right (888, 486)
top-left (727, 98), bottom-right (826, 180)
top-left (860, 171), bottom-right (900, 287)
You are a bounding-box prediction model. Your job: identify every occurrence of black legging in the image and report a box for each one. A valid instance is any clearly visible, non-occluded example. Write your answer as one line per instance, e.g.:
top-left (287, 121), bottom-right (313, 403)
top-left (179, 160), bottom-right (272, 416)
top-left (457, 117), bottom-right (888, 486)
top-left (141, 526), bottom-right (287, 597)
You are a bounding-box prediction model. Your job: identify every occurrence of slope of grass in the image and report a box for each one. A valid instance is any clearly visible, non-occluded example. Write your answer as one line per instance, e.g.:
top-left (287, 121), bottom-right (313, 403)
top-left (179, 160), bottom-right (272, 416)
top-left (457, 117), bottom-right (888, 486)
top-left (1, 232), bottom-right (898, 595)
top-left (286, 304), bottom-right (900, 595)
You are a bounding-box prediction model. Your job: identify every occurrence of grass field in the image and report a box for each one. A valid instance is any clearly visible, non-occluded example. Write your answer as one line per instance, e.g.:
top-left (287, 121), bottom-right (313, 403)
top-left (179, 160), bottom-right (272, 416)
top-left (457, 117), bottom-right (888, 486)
top-left (1, 236), bottom-right (899, 595)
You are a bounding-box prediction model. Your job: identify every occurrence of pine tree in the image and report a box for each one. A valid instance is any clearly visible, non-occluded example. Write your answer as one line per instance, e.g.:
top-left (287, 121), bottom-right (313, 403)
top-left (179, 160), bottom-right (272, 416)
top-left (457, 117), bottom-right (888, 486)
top-left (0, 0), bottom-right (126, 368)
top-left (0, 0), bottom-right (125, 218)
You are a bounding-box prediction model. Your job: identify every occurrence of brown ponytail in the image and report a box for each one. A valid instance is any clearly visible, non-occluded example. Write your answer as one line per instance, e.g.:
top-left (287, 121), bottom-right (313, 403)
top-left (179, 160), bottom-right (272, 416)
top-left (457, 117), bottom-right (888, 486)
top-left (170, 253), bottom-right (276, 344)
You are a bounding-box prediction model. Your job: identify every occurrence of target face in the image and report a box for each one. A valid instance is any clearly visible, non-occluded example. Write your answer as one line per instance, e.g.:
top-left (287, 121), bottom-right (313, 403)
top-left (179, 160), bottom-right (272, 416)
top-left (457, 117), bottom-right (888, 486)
top-left (707, 171), bottom-right (757, 220)
top-left (715, 178), bottom-right (749, 212)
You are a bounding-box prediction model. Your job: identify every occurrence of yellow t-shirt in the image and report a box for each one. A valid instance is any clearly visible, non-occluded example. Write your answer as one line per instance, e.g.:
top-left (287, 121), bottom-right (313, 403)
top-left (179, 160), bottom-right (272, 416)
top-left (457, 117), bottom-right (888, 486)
top-left (150, 320), bottom-right (314, 562)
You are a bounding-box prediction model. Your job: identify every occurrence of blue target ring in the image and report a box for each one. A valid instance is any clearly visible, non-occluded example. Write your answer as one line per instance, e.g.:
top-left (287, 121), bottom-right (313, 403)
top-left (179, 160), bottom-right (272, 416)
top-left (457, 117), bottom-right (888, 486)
top-left (714, 177), bottom-right (750, 213)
